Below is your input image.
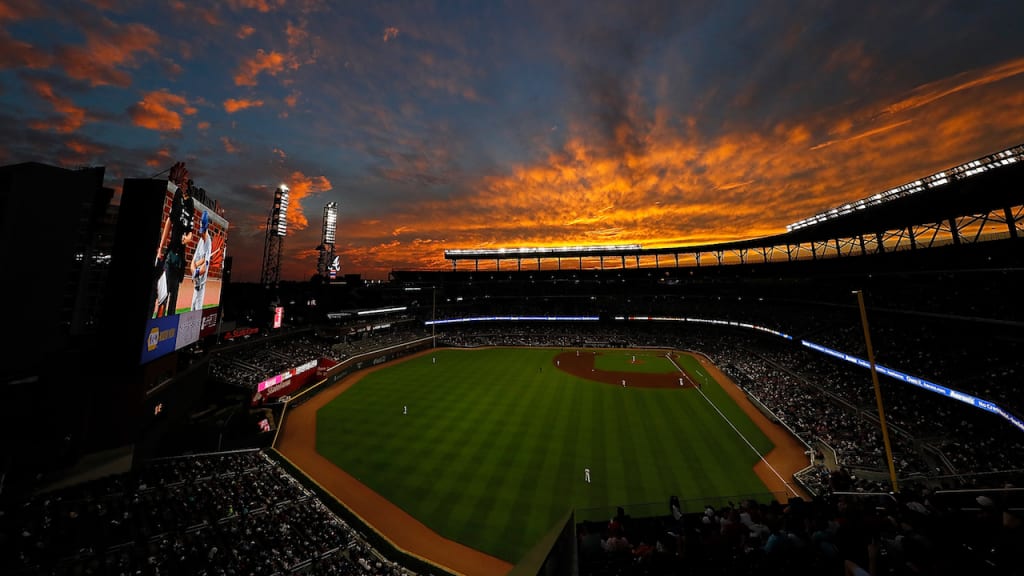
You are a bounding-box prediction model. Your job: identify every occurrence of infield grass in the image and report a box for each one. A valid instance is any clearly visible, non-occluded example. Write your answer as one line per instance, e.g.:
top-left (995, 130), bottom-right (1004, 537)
top-left (316, 348), bottom-right (774, 564)
top-left (594, 349), bottom-right (676, 373)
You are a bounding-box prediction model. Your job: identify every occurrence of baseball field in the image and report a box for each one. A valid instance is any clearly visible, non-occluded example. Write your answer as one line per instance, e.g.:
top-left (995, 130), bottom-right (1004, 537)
top-left (288, 347), bottom-right (797, 568)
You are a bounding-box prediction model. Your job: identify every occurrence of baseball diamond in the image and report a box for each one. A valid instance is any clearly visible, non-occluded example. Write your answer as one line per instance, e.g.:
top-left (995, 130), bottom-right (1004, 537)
top-left (274, 347), bottom-right (809, 575)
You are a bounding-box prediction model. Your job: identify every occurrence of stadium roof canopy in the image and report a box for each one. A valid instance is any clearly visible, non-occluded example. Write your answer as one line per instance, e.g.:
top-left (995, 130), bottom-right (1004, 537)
top-left (442, 143), bottom-right (1024, 266)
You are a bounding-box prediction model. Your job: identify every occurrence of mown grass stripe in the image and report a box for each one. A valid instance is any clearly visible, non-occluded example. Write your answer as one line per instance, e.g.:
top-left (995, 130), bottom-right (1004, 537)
top-left (634, 391), bottom-right (679, 503)
top-left (315, 347), bottom-right (777, 563)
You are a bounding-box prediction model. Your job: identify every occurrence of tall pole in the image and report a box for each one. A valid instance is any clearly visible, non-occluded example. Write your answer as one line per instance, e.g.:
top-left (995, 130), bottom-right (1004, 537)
top-left (431, 285), bottom-right (436, 348)
top-left (856, 290), bottom-right (899, 493)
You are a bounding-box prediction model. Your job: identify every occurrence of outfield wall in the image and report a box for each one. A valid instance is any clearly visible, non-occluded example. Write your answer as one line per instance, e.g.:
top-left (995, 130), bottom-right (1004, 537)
top-left (576, 491), bottom-right (790, 524)
top-left (277, 336), bottom-right (434, 414)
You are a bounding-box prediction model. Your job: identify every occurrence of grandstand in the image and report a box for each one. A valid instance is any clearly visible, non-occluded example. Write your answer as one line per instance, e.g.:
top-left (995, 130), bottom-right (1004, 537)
top-left (3, 143), bottom-right (1023, 576)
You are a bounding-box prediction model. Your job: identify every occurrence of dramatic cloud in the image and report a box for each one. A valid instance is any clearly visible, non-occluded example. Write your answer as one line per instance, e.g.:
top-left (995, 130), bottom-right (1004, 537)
top-left (226, 0), bottom-right (285, 13)
top-left (234, 49), bottom-right (292, 86)
top-left (221, 136), bottom-right (241, 153)
top-left (0, 32), bottom-right (52, 69)
top-left (62, 137), bottom-right (106, 166)
top-left (25, 78), bottom-right (89, 133)
top-left (168, 0), bottom-right (220, 26)
top-left (881, 57), bottom-right (1024, 117)
top-left (0, 0), bottom-right (48, 21)
top-left (128, 90), bottom-right (197, 131)
top-left (5, 1), bottom-right (1024, 282)
top-left (145, 148), bottom-right (174, 168)
top-left (223, 97), bottom-right (265, 113)
top-left (282, 170), bottom-right (332, 232)
top-left (53, 18), bottom-right (159, 87)
top-left (286, 20), bottom-right (308, 48)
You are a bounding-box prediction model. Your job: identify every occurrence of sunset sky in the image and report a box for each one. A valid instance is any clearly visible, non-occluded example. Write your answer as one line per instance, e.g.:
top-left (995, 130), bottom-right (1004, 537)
top-left (2, 0), bottom-right (1024, 281)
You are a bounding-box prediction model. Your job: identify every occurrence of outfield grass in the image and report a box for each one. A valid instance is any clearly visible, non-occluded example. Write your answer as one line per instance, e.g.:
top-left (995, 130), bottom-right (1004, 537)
top-left (316, 348), bottom-right (774, 564)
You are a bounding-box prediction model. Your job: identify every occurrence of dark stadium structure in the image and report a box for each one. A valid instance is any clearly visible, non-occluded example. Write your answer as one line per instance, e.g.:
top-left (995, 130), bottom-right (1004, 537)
top-left (3, 143), bottom-right (1023, 576)
top-left (440, 143), bottom-right (1024, 273)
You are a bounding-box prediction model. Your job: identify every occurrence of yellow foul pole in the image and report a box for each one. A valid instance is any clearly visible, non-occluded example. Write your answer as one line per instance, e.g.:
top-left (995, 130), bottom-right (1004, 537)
top-left (856, 290), bottom-right (899, 493)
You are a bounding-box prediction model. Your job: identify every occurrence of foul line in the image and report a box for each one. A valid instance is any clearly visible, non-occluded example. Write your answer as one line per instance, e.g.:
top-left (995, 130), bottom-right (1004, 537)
top-left (666, 354), bottom-right (798, 498)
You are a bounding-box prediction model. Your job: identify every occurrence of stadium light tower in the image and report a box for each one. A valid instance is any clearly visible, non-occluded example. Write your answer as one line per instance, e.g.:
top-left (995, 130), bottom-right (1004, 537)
top-left (260, 184), bottom-right (289, 287)
top-left (317, 202), bottom-right (339, 279)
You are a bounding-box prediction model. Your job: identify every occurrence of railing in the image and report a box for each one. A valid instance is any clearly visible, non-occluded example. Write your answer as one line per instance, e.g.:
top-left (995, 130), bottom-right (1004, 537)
top-left (576, 490), bottom-right (791, 524)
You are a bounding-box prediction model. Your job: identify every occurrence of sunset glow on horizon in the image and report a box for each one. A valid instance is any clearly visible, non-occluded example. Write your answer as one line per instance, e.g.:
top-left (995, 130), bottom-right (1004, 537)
top-left (2, 1), bottom-right (1023, 280)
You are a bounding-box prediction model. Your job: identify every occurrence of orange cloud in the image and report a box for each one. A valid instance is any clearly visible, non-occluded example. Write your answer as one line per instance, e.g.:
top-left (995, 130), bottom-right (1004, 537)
top-left (128, 90), bottom-right (196, 131)
top-left (332, 59), bottom-right (1024, 280)
top-left (169, 0), bottom-right (219, 26)
top-left (196, 6), bottom-right (220, 26)
top-left (824, 41), bottom-right (874, 85)
top-left (0, 31), bottom-right (52, 69)
top-left (145, 148), bottom-right (174, 168)
top-left (197, 120), bottom-right (211, 131)
top-left (223, 97), bottom-right (265, 113)
top-left (54, 19), bottom-right (159, 87)
top-left (284, 91), bottom-right (299, 108)
top-left (25, 78), bottom-right (88, 133)
top-left (0, 0), bottom-right (47, 21)
top-left (237, 24), bottom-right (255, 39)
top-left (161, 57), bottom-right (183, 77)
top-left (810, 119), bottom-right (913, 151)
top-left (882, 57), bottom-right (1024, 117)
top-left (205, 49), bottom-right (1024, 282)
top-left (281, 171), bottom-right (332, 232)
top-left (221, 136), bottom-right (240, 153)
top-left (234, 49), bottom-right (292, 86)
top-left (63, 138), bottom-right (105, 166)
top-left (383, 27), bottom-right (399, 42)
top-left (227, 0), bottom-right (284, 12)
top-left (286, 20), bottom-right (307, 47)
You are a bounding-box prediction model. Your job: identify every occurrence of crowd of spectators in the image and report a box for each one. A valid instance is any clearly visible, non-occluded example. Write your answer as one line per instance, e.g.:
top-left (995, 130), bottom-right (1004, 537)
top-left (435, 318), bottom-right (1024, 490)
top-left (209, 333), bottom-right (344, 389)
top-left (0, 450), bottom-right (414, 576)
top-left (2, 420), bottom-right (1018, 576)
top-left (577, 487), bottom-right (1023, 575)
top-left (209, 328), bottom-right (428, 390)
top-left (13, 263), bottom-right (1019, 575)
